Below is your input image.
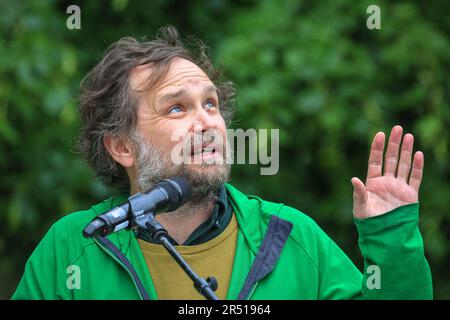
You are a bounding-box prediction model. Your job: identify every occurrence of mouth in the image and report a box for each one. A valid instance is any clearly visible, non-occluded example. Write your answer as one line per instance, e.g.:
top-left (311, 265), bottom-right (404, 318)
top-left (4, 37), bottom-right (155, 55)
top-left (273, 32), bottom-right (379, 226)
top-left (191, 145), bottom-right (216, 155)
top-left (190, 144), bottom-right (220, 162)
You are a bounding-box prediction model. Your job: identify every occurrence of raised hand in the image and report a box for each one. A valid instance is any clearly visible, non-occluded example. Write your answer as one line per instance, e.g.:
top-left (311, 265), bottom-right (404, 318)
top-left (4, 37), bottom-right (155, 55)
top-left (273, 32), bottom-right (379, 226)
top-left (351, 125), bottom-right (424, 219)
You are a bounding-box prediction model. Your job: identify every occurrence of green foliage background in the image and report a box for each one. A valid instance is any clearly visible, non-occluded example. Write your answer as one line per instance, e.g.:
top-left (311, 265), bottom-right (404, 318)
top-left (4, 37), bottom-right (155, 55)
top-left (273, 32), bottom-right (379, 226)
top-left (1, 0), bottom-right (449, 299)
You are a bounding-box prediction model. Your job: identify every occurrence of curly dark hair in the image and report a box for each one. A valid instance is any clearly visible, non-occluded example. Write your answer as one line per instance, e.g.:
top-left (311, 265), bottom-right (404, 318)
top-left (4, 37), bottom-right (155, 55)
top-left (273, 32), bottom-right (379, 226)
top-left (77, 26), bottom-right (236, 191)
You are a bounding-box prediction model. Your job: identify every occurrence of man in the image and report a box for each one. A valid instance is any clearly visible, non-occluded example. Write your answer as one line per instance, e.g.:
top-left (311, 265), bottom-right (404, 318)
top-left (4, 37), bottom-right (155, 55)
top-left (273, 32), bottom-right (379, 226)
top-left (12, 26), bottom-right (432, 300)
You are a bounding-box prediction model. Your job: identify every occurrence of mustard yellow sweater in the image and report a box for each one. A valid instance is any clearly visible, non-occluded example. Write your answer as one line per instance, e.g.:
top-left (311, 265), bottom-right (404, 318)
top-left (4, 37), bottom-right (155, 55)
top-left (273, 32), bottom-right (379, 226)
top-left (137, 214), bottom-right (238, 299)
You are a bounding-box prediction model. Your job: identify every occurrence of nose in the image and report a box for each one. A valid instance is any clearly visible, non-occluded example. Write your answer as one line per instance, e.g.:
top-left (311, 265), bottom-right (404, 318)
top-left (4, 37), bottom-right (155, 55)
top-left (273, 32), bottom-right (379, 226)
top-left (193, 105), bottom-right (217, 133)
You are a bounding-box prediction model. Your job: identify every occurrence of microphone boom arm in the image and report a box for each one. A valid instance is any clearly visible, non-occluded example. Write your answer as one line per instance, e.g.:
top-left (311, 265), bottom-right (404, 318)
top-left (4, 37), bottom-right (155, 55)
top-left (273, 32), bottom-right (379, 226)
top-left (82, 177), bottom-right (219, 300)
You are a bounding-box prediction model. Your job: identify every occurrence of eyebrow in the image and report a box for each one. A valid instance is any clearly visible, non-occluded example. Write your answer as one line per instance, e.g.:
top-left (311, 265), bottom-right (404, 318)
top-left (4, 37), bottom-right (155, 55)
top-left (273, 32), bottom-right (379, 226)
top-left (158, 85), bottom-right (218, 105)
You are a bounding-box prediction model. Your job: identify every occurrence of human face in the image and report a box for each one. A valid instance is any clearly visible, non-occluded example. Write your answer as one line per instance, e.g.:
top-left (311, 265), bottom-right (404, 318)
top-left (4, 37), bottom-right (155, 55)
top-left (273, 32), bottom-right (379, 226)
top-left (129, 58), bottom-right (230, 194)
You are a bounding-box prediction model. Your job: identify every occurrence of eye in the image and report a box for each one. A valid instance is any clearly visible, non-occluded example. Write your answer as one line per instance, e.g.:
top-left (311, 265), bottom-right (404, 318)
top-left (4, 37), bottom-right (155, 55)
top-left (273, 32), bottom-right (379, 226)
top-left (168, 105), bottom-right (183, 114)
top-left (205, 100), bottom-right (217, 110)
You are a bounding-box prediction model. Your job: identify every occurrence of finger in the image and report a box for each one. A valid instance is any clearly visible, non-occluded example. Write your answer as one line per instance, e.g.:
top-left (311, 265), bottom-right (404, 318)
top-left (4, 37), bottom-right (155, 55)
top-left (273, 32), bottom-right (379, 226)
top-left (383, 125), bottom-right (403, 177)
top-left (351, 177), bottom-right (368, 218)
top-left (396, 133), bottom-right (414, 182)
top-left (366, 132), bottom-right (385, 182)
top-left (409, 151), bottom-right (424, 192)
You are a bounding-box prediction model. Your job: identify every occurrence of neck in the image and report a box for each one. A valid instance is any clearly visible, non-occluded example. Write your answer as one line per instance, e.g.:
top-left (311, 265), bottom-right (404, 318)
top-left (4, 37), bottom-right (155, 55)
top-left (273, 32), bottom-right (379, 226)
top-left (155, 200), bottom-right (216, 244)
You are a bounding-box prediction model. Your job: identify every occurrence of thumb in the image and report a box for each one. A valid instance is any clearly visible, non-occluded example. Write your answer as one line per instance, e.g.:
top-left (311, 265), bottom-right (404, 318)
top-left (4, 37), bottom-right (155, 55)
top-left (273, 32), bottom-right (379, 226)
top-left (351, 177), bottom-right (368, 219)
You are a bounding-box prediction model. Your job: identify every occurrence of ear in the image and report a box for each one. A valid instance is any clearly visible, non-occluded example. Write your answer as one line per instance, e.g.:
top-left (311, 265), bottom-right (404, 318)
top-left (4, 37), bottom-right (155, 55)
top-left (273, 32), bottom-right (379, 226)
top-left (103, 135), bottom-right (135, 168)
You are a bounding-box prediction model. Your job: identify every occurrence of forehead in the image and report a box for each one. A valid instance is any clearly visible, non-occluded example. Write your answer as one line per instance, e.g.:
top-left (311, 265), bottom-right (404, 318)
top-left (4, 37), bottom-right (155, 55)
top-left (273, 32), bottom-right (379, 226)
top-left (130, 58), bottom-right (214, 96)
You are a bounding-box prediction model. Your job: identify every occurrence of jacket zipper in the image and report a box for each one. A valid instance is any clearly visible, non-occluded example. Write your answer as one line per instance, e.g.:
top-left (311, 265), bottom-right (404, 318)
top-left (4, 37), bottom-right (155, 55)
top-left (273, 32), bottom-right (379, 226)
top-left (93, 237), bottom-right (145, 300)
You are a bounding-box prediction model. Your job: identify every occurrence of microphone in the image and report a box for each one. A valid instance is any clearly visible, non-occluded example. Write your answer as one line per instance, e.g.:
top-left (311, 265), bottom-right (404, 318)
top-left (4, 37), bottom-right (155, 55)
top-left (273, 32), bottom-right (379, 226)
top-left (83, 177), bottom-right (192, 238)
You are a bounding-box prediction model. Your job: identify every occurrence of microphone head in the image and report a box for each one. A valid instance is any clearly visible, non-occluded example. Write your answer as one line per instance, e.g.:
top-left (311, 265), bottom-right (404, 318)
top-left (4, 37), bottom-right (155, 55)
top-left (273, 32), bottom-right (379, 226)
top-left (158, 177), bottom-right (192, 211)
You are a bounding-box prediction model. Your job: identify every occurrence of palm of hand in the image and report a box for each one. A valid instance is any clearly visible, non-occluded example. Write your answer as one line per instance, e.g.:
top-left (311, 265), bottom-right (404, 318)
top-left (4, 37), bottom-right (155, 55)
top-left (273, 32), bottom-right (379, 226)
top-left (352, 126), bottom-right (423, 219)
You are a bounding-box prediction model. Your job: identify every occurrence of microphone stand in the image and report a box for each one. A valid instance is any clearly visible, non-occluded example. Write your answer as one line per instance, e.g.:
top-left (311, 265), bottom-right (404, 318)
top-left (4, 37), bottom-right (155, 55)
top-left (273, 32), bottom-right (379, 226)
top-left (134, 213), bottom-right (220, 300)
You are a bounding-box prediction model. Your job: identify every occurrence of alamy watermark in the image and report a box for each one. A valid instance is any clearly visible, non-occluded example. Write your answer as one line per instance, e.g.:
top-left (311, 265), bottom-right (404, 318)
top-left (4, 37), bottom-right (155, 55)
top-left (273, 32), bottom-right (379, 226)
top-left (66, 5), bottom-right (81, 30)
top-left (366, 265), bottom-right (381, 290)
top-left (66, 265), bottom-right (81, 290)
top-left (366, 5), bottom-right (381, 30)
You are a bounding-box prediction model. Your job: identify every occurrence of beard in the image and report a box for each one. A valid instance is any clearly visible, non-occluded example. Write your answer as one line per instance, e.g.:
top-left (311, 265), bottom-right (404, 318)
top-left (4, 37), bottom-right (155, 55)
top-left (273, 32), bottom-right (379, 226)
top-left (131, 131), bottom-right (231, 205)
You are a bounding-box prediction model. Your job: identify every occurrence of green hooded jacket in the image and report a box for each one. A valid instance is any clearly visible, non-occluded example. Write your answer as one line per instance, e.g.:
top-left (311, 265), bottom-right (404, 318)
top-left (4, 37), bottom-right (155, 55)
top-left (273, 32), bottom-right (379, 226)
top-left (12, 184), bottom-right (433, 299)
